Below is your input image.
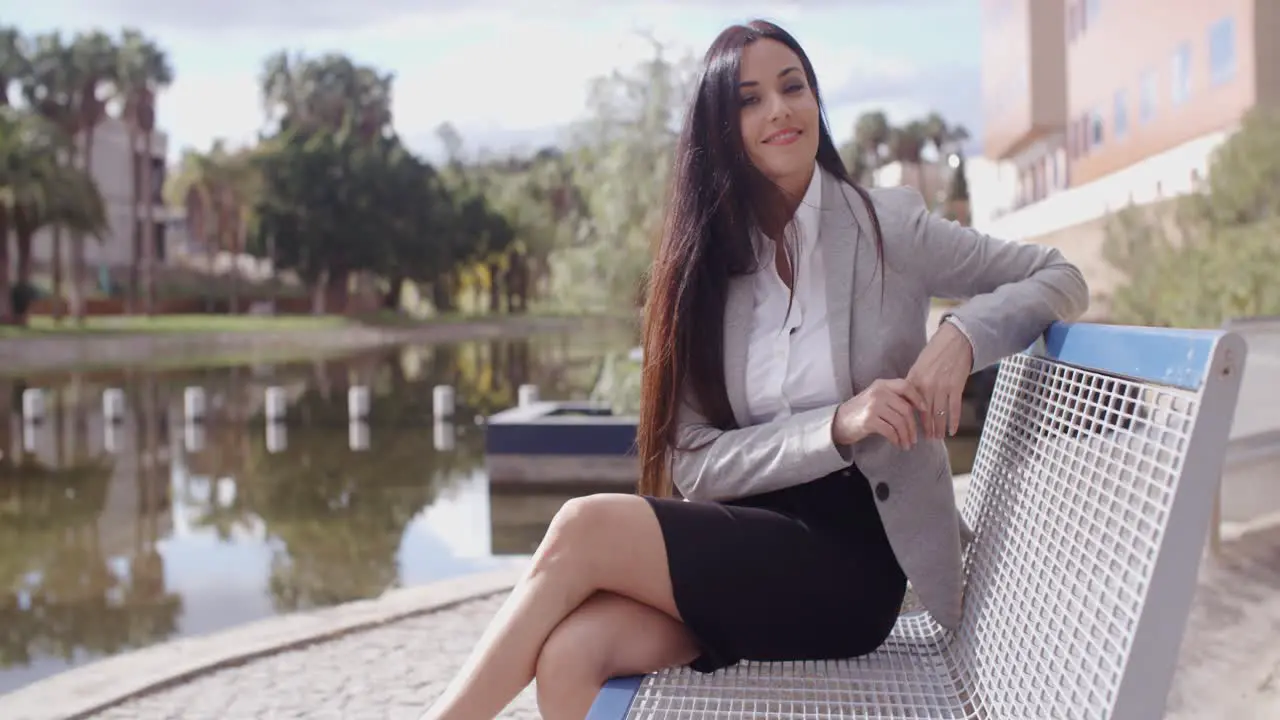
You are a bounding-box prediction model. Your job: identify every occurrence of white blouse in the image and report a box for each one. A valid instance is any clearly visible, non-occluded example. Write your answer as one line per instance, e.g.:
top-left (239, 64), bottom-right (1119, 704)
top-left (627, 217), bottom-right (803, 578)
top-left (743, 164), bottom-right (841, 425)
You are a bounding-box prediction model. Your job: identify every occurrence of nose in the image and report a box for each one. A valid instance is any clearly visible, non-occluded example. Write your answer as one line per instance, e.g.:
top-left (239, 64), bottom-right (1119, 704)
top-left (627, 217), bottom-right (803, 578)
top-left (766, 91), bottom-right (791, 123)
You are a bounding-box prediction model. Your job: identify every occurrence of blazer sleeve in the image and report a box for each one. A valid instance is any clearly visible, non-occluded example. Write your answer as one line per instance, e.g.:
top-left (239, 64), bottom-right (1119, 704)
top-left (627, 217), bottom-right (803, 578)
top-left (880, 186), bottom-right (1091, 371)
top-left (671, 394), bottom-right (853, 502)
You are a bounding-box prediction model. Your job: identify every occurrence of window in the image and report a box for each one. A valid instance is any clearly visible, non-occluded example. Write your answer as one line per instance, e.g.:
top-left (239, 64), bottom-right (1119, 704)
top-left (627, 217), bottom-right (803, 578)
top-left (1209, 17), bottom-right (1237, 85)
top-left (1084, 0), bottom-right (1101, 28)
top-left (1172, 42), bottom-right (1192, 105)
top-left (1114, 90), bottom-right (1128, 139)
top-left (1139, 70), bottom-right (1157, 124)
top-left (1090, 109), bottom-right (1105, 149)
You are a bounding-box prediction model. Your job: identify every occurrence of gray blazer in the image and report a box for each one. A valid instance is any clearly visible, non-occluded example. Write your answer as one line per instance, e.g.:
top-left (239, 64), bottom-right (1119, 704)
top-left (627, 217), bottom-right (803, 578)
top-left (671, 170), bottom-right (1089, 631)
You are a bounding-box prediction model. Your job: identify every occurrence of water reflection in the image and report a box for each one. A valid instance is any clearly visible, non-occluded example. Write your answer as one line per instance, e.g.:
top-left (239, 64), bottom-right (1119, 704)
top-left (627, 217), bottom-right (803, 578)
top-left (0, 328), bottom-right (981, 695)
top-left (0, 330), bottom-right (630, 694)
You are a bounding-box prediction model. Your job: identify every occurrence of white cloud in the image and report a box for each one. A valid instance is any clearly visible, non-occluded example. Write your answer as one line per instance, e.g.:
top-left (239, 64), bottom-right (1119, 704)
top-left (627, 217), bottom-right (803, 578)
top-left (80, 0), bottom-right (908, 35)
top-left (389, 18), bottom-right (660, 136)
top-left (143, 3), bottom-right (968, 161)
top-left (157, 72), bottom-right (263, 156)
top-left (154, 10), bottom-right (679, 157)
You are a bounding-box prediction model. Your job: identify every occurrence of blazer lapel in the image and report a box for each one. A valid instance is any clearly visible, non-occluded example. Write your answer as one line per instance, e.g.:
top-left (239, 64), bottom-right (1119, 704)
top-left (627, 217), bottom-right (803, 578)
top-left (722, 275), bottom-right (753, 428)
top-left (820, 171), bottom-right (857, 399)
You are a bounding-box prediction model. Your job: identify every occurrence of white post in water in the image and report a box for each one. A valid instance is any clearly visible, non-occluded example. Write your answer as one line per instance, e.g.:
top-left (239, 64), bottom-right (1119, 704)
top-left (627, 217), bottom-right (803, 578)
top-left (21, 388), bottom-right (45, 424)
top-left (349, 420), bottom-right (370, 451)
top-left (266, 422), bottom-right (288, 454)
top-left (348, 386), bottom-right (370, 421)
top-left (264, 387), bottom-right (287, 422)
top-left (184, 422), bottom-right (206, 453)
top-left (433, 385), bottom-right (455, 420)
top-left (518, 384), bottom-right (540, 407)
top-left (102, 388), bottom-right (125, 424)
top-left (21, 418), bottom-right (39, 453)
top-left (433, 420), bottom-right (456, 452)
top-left (103, 422), bottom-right (121, 454)
top-left (184, 387), bottom-right (206, 423)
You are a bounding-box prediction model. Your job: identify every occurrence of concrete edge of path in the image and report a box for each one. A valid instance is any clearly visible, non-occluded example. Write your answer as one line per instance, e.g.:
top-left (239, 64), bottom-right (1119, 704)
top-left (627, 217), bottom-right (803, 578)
top-left (0, 563), bottom-right (527, 720)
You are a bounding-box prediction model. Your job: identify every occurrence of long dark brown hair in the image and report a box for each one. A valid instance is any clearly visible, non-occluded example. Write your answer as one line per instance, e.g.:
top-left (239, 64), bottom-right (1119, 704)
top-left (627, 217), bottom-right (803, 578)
top-left (636, 19), bottom-right (886, 498)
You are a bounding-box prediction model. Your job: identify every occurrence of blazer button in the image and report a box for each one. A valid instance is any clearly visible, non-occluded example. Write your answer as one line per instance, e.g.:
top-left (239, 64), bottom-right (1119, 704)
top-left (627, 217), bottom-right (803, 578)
top-left (875, 482), bottom-right (890, 502)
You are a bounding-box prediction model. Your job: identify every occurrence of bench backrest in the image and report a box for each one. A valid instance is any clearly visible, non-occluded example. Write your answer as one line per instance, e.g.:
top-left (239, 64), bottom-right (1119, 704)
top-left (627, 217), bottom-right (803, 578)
top-left (954, 322), bottom-right (1246, 719)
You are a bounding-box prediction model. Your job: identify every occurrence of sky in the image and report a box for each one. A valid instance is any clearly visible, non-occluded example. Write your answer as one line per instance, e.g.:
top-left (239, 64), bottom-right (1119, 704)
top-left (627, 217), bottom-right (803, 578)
top-left (7, 0), bottom-right (985, 164)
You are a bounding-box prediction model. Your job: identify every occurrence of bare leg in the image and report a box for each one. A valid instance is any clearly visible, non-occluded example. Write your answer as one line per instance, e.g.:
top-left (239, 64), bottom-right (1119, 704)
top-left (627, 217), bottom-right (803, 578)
top-left (535, 591), bottom-right (699, 720)
top-left (420, 494), bottom-right (684, 720)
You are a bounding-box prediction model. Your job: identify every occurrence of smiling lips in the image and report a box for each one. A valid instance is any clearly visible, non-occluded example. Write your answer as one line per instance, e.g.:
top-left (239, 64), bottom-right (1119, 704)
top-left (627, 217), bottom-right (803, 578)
top-left (763, 128), bottom-right (802, 145)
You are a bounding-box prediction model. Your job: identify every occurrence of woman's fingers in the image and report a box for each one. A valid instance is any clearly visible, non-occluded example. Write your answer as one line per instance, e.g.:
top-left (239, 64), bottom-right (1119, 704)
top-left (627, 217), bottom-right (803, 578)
top-left (884, 378), bottom-right (929, 416)
top-left (885, 393), bottom-right (918, 446)
top-left (876, 397), bottom-right (916, 449)
top-left (949, 389), bottom-right (963, 437)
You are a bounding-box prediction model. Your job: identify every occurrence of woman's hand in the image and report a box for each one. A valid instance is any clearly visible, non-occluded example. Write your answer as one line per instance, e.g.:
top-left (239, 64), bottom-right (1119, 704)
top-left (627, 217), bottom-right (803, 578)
top-left (907, 320), bottom-right (975, 439)
top-left (832, 378), bottom-right (929, 450)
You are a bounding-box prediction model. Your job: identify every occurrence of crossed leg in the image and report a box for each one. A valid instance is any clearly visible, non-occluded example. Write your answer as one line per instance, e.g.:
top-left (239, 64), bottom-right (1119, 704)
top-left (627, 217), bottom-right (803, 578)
top-left (536, 591), bottom-right (699, 718)
top-left (420, 493), bottom-right (699, 720)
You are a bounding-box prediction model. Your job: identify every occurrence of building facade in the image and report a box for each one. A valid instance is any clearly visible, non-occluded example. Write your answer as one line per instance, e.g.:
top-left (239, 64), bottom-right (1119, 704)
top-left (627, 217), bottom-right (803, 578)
top-left (1064, 0), bottom-right (1278, 187)
top-left (974, 0), bottom-right (1279, 314)
top-left (17, 116), bottom-right (169, 274)
top-left (981, 0), bottom-right (1069, 211)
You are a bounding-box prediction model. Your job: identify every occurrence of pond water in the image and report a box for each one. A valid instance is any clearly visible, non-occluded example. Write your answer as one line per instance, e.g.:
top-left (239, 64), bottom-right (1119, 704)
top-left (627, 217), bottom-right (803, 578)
top-left (0, 327), bottom-right (980, 695)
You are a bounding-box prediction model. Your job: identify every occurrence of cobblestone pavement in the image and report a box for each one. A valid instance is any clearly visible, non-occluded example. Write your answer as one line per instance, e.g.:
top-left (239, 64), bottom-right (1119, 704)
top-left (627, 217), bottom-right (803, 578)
top-left (90, 594), bottom-right (538, 720)
top-left (85, 524), bottom-right (1280, 720)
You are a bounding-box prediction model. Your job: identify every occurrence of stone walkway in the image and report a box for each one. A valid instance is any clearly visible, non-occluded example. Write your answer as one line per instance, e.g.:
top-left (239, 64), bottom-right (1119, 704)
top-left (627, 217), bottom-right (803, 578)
top-left (90, 593), bottom-right (536, 720)
top-left (78, 522), bottom-right (1280, 720)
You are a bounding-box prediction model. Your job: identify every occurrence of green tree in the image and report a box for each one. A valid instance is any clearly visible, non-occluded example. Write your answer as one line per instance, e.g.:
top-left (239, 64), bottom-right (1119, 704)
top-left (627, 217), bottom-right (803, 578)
top-left (114, 28), bottom-right (173, 315)
top-left (0, 108), bottom-right (107, 324)
top-left (20, 31), bottom-right (78, 321)
top-left (548, 39), bottom-right (697, 312)
top-left (1103, 107), bottom-right (1280, 327)
top-left (944, 153), bottom-right (971, 225)
top-left (888, 119), bottom-right (930, 200)
top-left (65, 30), bottom-right (116, 322)
top-left (849, 110), bottom-right (891, 184)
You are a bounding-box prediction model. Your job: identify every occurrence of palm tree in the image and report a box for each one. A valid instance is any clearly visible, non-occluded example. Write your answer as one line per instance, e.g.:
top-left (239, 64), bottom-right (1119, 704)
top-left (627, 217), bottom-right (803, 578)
top-left (261, 50), bottom-right (394, 140)
top-left (20, 31), bottom-right (77, 322)
top-left (0, 28), bottom-right (29, 319)
top-left (0, 26), bottom-right (29, 107)
top-left (888, 119), bottom-right (930, 202)
top-left (115, 28), bottom-right (173, 316)
top-left (0, 109), bottom-right (108, 325)
top-left (174, 142), bottom-right (259, 313)
top-left (853, 111), bottom-right (891, 183)
top-left (922, 112), bottom-right (970, 161)
top-left (0, 115), bottom-right (19, 321)
top-left (67, 30), bottom-right (117, 323)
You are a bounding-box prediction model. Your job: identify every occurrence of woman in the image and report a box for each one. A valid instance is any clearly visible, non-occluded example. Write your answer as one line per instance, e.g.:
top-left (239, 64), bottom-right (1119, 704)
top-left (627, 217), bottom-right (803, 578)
top-left (422, 19), bottom-right (1088, 720)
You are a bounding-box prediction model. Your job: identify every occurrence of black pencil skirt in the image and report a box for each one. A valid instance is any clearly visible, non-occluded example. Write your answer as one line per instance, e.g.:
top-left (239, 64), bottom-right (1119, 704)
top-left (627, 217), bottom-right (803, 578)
top-left (643, 464), bottom-right (907, 673)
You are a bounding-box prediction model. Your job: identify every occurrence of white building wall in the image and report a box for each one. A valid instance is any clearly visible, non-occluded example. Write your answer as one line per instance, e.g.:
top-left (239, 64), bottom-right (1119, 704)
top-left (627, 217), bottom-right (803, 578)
top-left (975, 128), bottom-right (1231, 241)
top-left (13, 116), bottom-right (170, 274)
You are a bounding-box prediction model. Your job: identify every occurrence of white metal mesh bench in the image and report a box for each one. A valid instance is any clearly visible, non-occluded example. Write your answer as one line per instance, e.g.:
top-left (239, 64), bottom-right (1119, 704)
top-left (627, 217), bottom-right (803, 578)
top-left (588, 321), bottom-right (1248, 720)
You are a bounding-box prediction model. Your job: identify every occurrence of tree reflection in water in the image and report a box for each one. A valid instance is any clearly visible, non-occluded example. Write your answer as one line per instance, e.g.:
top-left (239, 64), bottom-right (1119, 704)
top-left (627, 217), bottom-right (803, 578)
top-left (0, 327), bottom-right (636, 691)
top-left (0, 381), bottom-right (182, 674)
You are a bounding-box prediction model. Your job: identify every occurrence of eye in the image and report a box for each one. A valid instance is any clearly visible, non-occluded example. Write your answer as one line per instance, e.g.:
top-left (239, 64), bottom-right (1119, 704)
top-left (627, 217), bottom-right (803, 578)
top-left (784, 83), bottom-right (806, 94)
top-left (739, 95), bottom-right (759, 107)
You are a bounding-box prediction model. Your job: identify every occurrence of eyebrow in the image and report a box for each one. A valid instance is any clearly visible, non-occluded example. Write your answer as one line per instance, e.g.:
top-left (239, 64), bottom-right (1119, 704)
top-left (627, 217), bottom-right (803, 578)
top-left (739, 66), bottom-right (801, 88)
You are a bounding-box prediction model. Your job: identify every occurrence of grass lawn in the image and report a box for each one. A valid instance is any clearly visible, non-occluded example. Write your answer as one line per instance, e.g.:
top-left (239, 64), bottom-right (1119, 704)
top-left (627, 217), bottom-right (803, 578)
top-left (0, 308), bottom-right (625, 339)
top-left (0, 314), bottom-right (354, 338)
